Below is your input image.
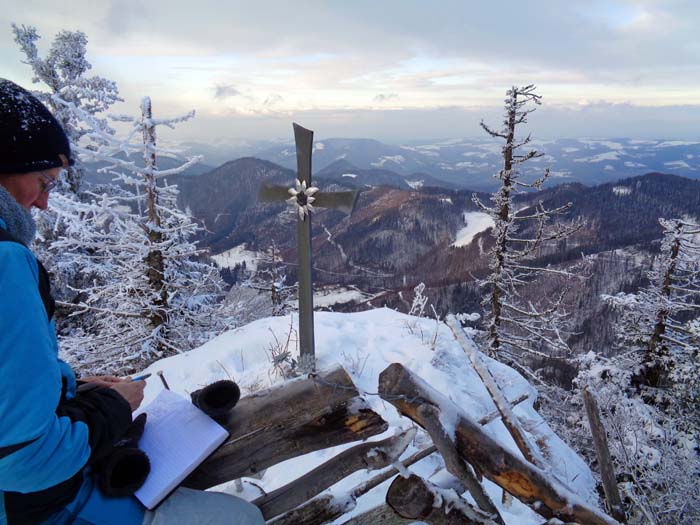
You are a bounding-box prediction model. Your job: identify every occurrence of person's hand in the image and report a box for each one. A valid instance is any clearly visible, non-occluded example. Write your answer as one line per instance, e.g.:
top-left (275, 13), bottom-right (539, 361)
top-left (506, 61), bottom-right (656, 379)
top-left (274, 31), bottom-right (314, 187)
top-left (110, 380), bottom-right (145, 411)
top-left (81, 375), bottom-right (126, 388)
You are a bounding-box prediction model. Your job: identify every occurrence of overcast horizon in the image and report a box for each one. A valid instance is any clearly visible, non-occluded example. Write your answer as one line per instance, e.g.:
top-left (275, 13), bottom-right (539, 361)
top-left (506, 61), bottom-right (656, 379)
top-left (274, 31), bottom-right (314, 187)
top-left (3, 1), bottom-right (700, 143)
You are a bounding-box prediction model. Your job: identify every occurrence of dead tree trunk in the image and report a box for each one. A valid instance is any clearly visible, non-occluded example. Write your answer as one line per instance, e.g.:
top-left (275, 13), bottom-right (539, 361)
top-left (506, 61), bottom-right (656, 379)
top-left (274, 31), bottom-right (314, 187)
top-left (183, 366), bottom-right (387, 489)
top-left (583, 389), bottom-right (626, 523)
top-left (255, 429), bottom-right (415, 520)
top-left (478, 393), bottom-right (528, 425)
top-left (379, 363), bottom-right (620, 525)
top-left (643, 221), bottom-right (682, 389)
top-left (386, 474), bottom-right (499, 525)
top-left (446, 315), bottom-right (546, 468)
top-left (140, 97), bottom-right (168, 335)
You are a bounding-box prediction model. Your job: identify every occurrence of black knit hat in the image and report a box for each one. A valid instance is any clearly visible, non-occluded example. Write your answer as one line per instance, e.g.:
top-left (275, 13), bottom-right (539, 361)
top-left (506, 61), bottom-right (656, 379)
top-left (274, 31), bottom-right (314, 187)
top-left (0, 78), bottom-right (73, 174)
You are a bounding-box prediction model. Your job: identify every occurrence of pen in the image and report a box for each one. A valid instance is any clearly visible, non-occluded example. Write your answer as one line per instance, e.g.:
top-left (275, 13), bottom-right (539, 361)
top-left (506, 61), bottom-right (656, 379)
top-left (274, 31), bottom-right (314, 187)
top-left (132, 373), bottom-right (152, 381)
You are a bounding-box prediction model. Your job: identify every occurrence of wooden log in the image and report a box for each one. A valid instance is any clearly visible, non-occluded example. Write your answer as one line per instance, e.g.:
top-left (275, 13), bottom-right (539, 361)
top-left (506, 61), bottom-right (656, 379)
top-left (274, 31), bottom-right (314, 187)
top-left (183, 366), bottom-right (388, 489)
top-left (266, 494), bottom-right (349, 525)
top-left (269, 445), bottom-right (438, 525)
top-left (379, 363), bottom-right (620, 525)
top-left (386, 474), bottom-right (499, 525)
top-left (417, 403), bottom-right (504, 524)
top-left (446, 315), bottom-right (546, 468)
top-left (583, 389), bottom-right (626, 524)
top-left (255, 428), bottom-right (416, 520)
top-left (338, 503), bottom-right (415, 525)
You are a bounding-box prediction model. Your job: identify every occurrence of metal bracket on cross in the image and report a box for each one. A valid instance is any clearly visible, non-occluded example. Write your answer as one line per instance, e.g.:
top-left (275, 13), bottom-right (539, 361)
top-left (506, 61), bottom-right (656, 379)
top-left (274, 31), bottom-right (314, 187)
top-left (258, 123), bottom-right (359, 372)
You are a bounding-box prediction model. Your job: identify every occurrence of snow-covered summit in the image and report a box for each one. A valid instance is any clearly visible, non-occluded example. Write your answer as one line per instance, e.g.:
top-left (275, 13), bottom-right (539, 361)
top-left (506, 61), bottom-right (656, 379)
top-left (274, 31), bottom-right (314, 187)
top-left (139, 309), bottom-right (598, 523)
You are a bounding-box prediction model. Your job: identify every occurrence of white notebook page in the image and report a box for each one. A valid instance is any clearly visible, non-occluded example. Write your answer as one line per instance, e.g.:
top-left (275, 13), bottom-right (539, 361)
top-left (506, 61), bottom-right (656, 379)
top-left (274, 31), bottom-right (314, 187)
top-left (134, 389), bottom-right (229, 509)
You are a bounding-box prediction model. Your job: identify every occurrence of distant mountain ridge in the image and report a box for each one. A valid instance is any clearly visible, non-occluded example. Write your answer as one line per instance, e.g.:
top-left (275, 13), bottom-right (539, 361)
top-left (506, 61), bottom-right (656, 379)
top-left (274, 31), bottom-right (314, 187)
top-left (184, 137), bottom-right (700, 191)
top-left (170, 159), bottom-right (700, 359)
top-left (172, 156), bottom-right (700, 282)
top-left (315, 159), bottom-right (461, 191)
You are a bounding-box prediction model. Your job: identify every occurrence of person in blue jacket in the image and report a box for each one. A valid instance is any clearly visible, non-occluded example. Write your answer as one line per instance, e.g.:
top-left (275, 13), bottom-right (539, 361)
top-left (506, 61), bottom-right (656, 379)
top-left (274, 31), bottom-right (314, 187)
top-left (0, 79), bottom-right (264, 525)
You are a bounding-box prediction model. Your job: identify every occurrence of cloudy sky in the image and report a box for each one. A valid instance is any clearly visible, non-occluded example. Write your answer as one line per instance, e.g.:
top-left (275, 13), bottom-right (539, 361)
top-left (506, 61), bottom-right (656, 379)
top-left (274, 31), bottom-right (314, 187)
top-left (2, 0), bottom-right (699, 143)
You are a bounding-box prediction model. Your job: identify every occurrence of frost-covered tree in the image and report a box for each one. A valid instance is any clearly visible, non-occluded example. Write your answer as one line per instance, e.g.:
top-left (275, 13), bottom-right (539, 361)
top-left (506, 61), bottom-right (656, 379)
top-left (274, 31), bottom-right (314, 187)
top-left (567, 217), bottom-right (700, 524)
top-left (12, 23), bottom-right (120, 192)
top-left (50, 97), bottom-right (233, 374)
top-left (573, 351), bottom-right (700, 525)
top-left (11, 24), bottom-right (123, 311)
top-left (605, 217), bottom-right (700, 410)
top-left (473, 85), bottom-right (582, 374)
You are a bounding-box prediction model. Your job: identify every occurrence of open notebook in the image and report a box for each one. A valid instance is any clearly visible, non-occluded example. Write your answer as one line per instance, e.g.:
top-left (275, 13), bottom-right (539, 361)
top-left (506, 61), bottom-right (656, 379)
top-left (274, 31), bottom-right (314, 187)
top-left (133, 389), bottom-right (229, 509)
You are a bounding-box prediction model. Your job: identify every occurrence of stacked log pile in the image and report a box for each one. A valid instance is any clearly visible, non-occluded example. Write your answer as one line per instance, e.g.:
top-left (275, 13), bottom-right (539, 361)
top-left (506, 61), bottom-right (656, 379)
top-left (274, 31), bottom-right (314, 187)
top-left (182, 348), bottom-right (621, 524)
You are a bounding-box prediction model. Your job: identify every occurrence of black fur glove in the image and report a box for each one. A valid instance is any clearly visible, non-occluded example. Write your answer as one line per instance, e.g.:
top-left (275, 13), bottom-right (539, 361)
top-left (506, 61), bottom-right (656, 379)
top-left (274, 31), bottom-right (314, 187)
top-left (96, 413), bottom-right (151, 497)
top-left (190, 380), bottom-right (240, 422)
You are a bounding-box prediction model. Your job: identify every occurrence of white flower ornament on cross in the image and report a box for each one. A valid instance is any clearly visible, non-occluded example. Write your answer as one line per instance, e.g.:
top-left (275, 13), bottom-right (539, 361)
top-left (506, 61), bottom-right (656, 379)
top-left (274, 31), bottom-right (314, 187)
top-left (287, 179), bottom-right (319, 221)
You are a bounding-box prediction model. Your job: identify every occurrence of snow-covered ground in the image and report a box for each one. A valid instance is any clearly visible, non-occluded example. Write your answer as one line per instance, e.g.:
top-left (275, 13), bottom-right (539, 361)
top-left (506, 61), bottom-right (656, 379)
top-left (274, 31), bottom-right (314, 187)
top-left (452, 211), bottom-right (495, 247)
top-left (138, 309), bottom-right (598, 524)
top-left (211, 244), bottom-right (264, 270)
top-left (312, 286), bottom-right (369, 308)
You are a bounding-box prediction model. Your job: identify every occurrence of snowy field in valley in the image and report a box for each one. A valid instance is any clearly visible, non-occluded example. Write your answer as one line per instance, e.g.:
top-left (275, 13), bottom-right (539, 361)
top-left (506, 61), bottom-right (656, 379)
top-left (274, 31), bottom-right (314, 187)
top-left (211, 244), bottom-right (265, 271)
top-left (312, 286), bottom-right (370, 308)
top-left (138, 309), bottom-right (598, 524)
top-left (452, 211), bottom-right (495, 247)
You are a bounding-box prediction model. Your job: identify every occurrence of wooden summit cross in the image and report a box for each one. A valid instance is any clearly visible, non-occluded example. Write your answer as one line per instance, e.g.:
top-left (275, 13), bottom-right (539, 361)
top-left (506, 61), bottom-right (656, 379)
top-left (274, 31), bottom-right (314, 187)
top-left (259, 123), bottom-right (359, 371)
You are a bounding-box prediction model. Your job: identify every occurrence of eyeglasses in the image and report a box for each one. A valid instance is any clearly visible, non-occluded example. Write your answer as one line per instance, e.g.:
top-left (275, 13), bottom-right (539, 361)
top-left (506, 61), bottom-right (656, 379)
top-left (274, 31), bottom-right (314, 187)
top-left (39, 169), bottom-right (65, 194)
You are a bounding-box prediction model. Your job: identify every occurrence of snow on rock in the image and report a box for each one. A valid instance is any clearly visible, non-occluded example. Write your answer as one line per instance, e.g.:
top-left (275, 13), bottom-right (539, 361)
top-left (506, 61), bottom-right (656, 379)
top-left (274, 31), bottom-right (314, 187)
top-left (452, 212), bottom-right (495, 247)
top-left (138, 309), bottom-right (597, 524)
top-left (406, 179), bottom-right (424, 189)
top-left (211, 244), bottom-right (263, 270)
top-left (341, 173), bottom-right (357, 178)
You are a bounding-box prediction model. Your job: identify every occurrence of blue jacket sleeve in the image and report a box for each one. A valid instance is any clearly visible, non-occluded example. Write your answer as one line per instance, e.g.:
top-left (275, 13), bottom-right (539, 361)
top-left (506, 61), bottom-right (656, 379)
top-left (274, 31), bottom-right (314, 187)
top-left (0, 242), bottom-right (132, 493)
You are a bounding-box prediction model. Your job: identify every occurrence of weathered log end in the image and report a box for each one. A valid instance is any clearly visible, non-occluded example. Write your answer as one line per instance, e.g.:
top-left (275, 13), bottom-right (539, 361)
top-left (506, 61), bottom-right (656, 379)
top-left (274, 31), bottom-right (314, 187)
top-left (378, 363), bottom-right (414, 399)
top-left (387, 474), bottom-right (499, 525)
top-left (386, 474), bottom-right (435, 520)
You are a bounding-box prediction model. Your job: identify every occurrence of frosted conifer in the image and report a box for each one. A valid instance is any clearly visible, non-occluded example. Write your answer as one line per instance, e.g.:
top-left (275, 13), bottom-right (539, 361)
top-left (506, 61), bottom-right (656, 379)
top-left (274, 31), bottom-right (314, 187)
top-left (50, 97), bottom-right (233, 373)
top-left (473, 85), bottom-right (583, 375)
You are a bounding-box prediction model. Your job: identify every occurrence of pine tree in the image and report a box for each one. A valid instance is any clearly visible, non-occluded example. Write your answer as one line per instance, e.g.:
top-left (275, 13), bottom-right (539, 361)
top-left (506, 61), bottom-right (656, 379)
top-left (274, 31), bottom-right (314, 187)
top-left (11, 24), bottom-right (122, 307)
top-left (570, 217), bottom-right (700, 524)
top-left (473, 85), bottom-right (583, 375)
top-left (12, 24), bottom-right (120, 192)
top-left (605, 217), bottom-right (700, 409)
top-left (50, 97), bottom-right (233, 374)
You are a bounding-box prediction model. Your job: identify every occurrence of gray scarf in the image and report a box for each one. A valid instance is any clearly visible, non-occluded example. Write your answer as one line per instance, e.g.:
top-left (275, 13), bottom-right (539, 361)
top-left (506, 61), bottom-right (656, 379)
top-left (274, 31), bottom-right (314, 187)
top-left (0, 183), bottom-right (36, 245)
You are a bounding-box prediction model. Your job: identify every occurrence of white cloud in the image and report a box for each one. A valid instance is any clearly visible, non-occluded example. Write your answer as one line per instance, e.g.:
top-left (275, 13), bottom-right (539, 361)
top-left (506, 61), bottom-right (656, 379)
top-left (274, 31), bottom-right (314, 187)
top-left (214, 85), bottom-right (241, 99)
top-left (4, 1), bottom-right (700, 141)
